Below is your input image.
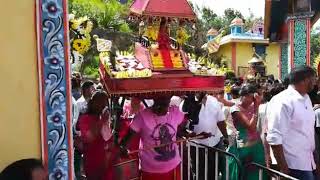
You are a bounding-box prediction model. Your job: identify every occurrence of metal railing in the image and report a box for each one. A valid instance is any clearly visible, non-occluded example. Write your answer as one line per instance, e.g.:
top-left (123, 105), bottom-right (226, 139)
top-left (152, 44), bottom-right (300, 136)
top-left (112, 139), bottom-right (298, 180)
top-left (247, 163), bottom-right (299, 180)
top-left (113, 158), bottom-right (140, 180)
top-left (182, 141), bottom-right (243, 180)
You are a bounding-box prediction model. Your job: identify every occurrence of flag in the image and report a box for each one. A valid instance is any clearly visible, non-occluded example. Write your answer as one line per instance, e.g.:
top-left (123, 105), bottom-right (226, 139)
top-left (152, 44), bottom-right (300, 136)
top-left (207, 33), bottom-right (223, 54)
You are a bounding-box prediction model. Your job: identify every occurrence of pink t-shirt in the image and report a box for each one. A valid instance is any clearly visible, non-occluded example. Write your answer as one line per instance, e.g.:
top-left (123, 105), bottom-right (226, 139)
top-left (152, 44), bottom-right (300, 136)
top-left (130, 106), bottom-right (184, 173)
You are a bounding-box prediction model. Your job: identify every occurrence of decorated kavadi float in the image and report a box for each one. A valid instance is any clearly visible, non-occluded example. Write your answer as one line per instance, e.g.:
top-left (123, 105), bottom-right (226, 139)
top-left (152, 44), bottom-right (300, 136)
top-left (93, 1), bottom-right (225, 178)
top-left (97, 0), bottom-right (225, 97)
top-left (96, 0), bottom-right (225, 152)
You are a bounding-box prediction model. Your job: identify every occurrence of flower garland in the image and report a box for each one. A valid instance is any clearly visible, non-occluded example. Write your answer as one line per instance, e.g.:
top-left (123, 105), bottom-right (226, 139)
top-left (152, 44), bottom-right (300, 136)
top-left (69, 15), bottom-right (93, 55)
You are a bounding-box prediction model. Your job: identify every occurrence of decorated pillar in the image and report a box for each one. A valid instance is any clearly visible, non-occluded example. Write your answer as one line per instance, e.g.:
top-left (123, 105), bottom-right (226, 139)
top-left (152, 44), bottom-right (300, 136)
top-left (286, 0), bottom-right (313, 72)
top-left (288, 17), bottom-right (312, 70)
top-left (280, 43), bottom-right (289, 79)
top-left (36, 0), bottom-right (73, 179)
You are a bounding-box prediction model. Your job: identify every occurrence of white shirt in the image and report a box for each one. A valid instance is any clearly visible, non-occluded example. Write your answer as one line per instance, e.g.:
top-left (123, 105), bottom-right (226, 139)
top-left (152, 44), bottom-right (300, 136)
top-left (257, 103), bottom-right (268, 136)
top-left (76, 96), bottom-right (88, 114)
top-left (72, 97), bottom-right (80, 135)
top-left (223, 98), bottom-right (240, 137)
top-left (314, 105), bottom-right (320, 128)
top-left (266, 85), bottom-right (316, 171)
top-left (170, 96), bottom-right (183, 107)
top-left (193, 95), bottom-right (225, 147)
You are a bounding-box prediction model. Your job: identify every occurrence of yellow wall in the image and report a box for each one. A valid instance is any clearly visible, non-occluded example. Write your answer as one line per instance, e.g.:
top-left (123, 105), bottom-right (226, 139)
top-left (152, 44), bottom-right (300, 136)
top-left (217, 44), bottom-right (232, 68)
top-left (266, 44), bottom-right (281, 79)
top-left (218, 42), bottom-right (281, 78)
top-left (236, 43), bottom-right (254, 76)
top-left (0, 0), bottom-right (41, 171)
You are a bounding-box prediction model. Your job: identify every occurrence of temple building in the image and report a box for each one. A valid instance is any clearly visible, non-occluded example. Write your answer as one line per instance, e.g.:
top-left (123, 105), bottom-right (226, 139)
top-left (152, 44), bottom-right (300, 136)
top-left (216, 17), bottom-right (281, 78)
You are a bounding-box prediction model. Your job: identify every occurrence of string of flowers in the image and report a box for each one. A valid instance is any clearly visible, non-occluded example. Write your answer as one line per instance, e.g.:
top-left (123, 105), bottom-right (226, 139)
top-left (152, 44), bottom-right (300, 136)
top-left (69, 15), bottom-right (93, 55)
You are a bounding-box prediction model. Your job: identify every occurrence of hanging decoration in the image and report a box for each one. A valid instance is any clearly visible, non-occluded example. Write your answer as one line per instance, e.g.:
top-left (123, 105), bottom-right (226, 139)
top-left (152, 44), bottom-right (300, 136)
top-left (176, 27), bottom-right (190, 46)
top-left (69, 15), bottom-right (93, 71)
top-left (313, 54), bottom-right (320, 73)
top-left (143, 24), bottom-right (159, 41)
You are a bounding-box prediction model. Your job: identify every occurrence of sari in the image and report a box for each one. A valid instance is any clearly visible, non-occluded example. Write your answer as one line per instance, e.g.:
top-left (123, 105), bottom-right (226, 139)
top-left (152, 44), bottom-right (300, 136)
top-left (227, 105), bottom-right (267, 180)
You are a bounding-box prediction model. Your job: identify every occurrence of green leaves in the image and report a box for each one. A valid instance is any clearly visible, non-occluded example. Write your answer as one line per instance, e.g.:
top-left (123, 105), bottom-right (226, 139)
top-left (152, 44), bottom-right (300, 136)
top-left (83, 55), bottom-right (100, 78)
top-left (69, 0), bottom-right (130, 31)
top-left (311, 30), bottom-right (320, 66)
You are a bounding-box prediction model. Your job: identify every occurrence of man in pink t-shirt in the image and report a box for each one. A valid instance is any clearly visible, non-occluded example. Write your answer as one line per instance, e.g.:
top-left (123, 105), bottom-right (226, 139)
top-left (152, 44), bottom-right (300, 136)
top-left (120, 96), bottom-right (184, 180)
top-left (131, 104), bottom-right (184, 173)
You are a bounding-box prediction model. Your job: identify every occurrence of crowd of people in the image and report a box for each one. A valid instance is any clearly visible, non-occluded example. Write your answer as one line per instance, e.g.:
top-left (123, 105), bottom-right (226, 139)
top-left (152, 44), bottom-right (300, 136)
top-left (1, 65), bottom-right (320, 180)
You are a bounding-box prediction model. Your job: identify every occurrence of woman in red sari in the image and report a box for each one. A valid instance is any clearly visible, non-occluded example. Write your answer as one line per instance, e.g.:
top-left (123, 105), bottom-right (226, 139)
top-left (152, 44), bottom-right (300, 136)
top-left (78, 91), bottom-right (111, 180)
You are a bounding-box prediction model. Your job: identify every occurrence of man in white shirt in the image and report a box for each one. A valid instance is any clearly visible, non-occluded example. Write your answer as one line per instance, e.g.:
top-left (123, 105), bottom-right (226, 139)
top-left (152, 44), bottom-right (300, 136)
top-left (75, 81), bottom-right (95, 120)
top-left (267, 66), bottom-right (319, 179)
top-left (182, 93), bottom-right (228, 180)
top-left (223, 86), bottom-right (241, 145)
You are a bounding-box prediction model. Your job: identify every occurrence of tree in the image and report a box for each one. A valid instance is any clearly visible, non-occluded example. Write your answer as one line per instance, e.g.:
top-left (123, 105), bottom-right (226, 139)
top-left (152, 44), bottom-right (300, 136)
top-left (223, 8), bottom-right (244, 24)
top-left (201, 7), bottom-right (224, 30)
top-left (69, 0), bottom-right (136, 77)
top-left (69, 0), bottom-right (132, 32)
top-left (244, 10), bottom-right (255, 32)
top-left (311, 30), bottom-right (320, 66)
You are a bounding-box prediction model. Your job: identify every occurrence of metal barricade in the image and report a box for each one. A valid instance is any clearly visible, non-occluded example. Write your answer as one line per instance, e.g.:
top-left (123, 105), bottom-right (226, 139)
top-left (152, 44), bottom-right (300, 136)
top-left (181, 141), bottom-right (243, 180)
top-left (112, 139), bottom-right (297, 180)
top-left (247, 163), bottom-right (299, 180)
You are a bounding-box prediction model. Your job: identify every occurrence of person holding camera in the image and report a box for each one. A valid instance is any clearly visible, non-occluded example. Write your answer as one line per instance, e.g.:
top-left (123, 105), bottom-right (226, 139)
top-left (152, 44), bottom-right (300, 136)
top-left (227, 84), bottom-right (267, 180)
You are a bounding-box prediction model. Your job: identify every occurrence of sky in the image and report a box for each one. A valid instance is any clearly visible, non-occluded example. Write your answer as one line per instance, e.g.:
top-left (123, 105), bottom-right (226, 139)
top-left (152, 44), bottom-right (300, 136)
top-left (190, 0), bottom-right (265, 18)
top-left (190, 0), bottom-right (320, 29)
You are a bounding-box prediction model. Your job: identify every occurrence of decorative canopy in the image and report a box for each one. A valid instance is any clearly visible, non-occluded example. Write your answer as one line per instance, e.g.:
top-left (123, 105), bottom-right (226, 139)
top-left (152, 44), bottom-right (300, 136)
top-left (130, 0), bottom-right (196, 19)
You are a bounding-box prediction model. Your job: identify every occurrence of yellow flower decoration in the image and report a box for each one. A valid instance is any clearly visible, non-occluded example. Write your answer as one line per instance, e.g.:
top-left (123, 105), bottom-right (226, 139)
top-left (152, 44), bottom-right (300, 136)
top-left (86, 21), bottom-right (93, 33)
top-left (70, 15), bottom-right (93, 55)
top-left (176, 27), bottom-right (189, 45)
top-left (70, 16), bottom-right (93, 35)
top-left (72, 38), bottom-right (91, 55)
top-left (144, 25), bottom-right (159, 41)
top-left (70, 16), bottom-right (88, 30)
top-left (225, 84), bottom-right (231, 93)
